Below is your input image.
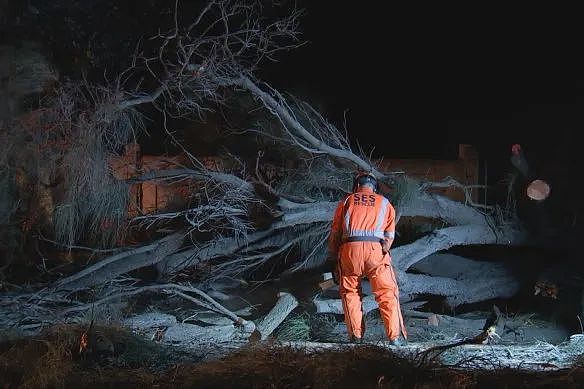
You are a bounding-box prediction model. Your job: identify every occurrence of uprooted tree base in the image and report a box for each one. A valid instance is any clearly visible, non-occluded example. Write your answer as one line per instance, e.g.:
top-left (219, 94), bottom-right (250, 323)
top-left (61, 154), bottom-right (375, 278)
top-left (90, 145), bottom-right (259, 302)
top-left (1, 325), bottom-right (584, 389)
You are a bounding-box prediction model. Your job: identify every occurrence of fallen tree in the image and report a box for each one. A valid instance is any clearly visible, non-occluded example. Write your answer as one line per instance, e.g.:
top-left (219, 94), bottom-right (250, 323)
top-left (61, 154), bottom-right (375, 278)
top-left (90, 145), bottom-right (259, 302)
top-left (0, 0), bottom-right (535, 342)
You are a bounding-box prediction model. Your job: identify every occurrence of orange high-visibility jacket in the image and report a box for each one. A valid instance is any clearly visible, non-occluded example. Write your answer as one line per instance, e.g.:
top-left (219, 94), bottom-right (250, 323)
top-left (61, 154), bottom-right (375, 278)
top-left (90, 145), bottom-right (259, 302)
top-left (328, 187), bottom-right (396, 257)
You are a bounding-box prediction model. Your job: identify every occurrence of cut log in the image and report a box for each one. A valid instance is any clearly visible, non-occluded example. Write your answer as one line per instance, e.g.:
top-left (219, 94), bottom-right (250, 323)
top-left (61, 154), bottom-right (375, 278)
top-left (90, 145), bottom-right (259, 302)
top-left (122, 311), bottom-right (256, 347)
top-left (255, 292), bottom-right (299, 340)
top-left (162, 321), bottom-right (256, 346)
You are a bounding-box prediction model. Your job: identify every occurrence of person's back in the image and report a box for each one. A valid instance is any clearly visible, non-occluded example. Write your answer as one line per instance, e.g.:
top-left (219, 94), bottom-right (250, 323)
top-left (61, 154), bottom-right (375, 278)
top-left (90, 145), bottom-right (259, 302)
top-left (327, 172), bottom-right (407, 344)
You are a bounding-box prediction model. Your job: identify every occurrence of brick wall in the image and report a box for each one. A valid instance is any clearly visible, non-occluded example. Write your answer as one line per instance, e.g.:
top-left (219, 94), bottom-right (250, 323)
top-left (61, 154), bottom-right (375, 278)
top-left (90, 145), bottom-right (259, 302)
top-left (109, 143), bottom-right (480, 217)
top-left (377, 144), bottom-right (480, 202)
top-left (109, 144), bottom-right (228, 217)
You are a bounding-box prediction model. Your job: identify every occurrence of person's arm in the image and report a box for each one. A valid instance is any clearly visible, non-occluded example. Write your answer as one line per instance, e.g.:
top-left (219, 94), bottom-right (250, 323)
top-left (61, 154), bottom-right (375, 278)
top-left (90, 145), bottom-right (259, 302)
top-left (381, 202), bottom-right (396, 255)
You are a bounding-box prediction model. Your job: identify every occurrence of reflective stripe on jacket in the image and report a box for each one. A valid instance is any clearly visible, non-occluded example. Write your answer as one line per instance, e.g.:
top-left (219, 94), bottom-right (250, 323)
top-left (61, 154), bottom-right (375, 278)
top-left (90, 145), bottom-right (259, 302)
top-left (328, 186), bottom-right (396, 256)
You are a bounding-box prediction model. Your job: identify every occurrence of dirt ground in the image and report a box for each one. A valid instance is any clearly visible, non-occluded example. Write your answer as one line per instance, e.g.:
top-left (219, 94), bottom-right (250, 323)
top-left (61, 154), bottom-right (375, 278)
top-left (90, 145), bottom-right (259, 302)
top-left (1, 326), bottom-right (584, 389)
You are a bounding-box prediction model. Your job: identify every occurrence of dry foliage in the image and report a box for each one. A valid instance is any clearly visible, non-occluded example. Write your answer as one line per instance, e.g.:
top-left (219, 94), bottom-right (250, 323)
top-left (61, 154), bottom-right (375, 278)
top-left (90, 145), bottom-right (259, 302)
top-left (2, 326), bottom-right (584, 388)
top-left (0, 323), bottom-right (182, 388)
top-left (1, 82), bottom-right (141, 253)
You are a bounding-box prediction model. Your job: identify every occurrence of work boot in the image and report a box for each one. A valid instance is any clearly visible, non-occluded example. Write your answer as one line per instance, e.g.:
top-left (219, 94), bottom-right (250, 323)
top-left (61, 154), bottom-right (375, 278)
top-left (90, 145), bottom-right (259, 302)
top-left (350, 335), bottom-right (364, 344)
top-left (388, 337), bottom-right (407, 347)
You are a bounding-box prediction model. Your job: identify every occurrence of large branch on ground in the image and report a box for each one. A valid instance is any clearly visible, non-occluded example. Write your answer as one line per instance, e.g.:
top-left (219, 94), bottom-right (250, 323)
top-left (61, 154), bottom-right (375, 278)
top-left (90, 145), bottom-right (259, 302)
top-left (392, 224), bottom-right (526, 271)
top-left (400, 193), bottom-right (489, 225)
top-left (158, 201), bottom-right (522, 277)
top-left (410, 251), bottom-right (520, 306)
top-left (54, 232), bottom-right (185, 291)
top-left (314, 269), bottom-right (518, 312)
top-left (157, 202), bottom-right (337, 275)
top-left (157, 229), bottom-right (275, 275)
top-left (58, 283), bottom-right (244, 324)
top-left (397, 270), bottom-right (519, 306)
top-left (255, 292), bottom-right (299, 340)
top-left (124, 312), bottom-right (256, 347)
top-left (315, 254), bottom-right (520, 310)
top-left (157, 191), bottom-right (505, 277)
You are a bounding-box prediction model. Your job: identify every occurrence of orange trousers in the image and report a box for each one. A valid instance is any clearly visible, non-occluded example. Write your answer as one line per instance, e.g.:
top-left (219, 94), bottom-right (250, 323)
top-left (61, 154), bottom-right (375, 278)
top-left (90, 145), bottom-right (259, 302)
top-left (337, 241), bottom-right (407, 340)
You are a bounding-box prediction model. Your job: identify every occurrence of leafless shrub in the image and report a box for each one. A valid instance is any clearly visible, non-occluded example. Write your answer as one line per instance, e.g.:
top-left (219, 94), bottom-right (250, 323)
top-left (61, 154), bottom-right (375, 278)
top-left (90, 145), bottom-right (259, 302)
top-left (47, 84), bottom-right (141, 248)
top-left (54, 176), bottom-right (129, 249)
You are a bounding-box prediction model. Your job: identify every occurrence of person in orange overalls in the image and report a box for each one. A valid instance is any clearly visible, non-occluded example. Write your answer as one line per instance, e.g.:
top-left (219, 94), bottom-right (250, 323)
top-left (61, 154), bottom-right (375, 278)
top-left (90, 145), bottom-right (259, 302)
top-left (327, 172), bottom-right (407, 345)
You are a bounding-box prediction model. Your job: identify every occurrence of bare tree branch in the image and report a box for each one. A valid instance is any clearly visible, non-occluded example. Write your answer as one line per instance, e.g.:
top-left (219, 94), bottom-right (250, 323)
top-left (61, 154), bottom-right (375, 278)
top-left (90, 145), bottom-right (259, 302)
top-left (234, 75), bottom-right (387, 176)
top-left (421, 176), bottom-right (494, 210)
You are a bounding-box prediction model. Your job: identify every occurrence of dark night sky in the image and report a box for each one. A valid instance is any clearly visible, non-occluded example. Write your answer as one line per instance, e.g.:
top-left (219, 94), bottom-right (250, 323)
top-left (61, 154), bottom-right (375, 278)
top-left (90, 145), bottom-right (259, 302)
top-left (259, 2), bottom-right (584, 181)
top-left (3, 1), bottom-right (582, 182)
